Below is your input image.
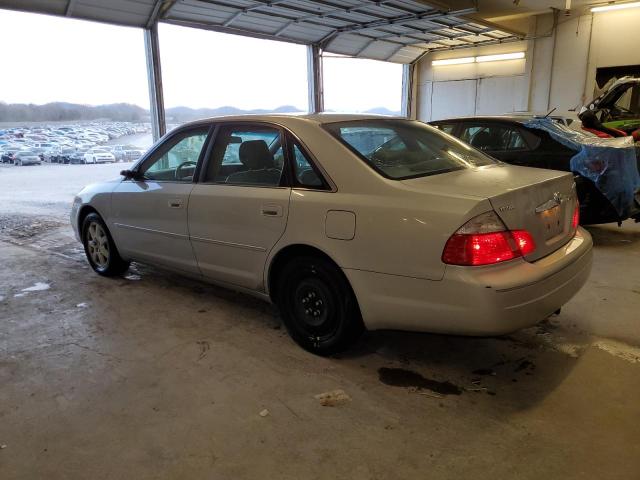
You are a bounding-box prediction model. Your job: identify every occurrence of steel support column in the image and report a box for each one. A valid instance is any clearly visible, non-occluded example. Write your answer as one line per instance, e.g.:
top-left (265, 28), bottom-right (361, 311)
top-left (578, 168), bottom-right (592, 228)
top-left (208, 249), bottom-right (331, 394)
top-left (144, 23), bottom-right (166, 141)
top-left (401, 63), bottom-right (416, 119)
top-left (307, 45), bottom-right (324, 113)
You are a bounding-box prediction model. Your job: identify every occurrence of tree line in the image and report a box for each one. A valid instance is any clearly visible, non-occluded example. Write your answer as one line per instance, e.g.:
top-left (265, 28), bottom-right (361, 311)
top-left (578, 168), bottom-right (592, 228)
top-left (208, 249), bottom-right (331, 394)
top-left (0, 102), bottom-right (147, 122)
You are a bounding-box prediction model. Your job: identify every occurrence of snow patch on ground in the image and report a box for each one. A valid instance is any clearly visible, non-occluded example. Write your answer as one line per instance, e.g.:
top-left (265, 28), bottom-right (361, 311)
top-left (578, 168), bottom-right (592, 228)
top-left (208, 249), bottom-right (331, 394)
top-left (593, 338), bottom-right (640, 364)
top-left (76, 302), bottom-right (88, 308)
top-left (22, 282), bottom-right (51, 292)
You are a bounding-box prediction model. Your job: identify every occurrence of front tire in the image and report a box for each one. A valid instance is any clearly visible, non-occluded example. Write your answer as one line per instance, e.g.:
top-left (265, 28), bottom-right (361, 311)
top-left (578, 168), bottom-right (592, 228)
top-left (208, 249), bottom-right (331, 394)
top-left (276, 256), bottom-right (364, 355)
top-left (82, 213), bottom-right (129, 276)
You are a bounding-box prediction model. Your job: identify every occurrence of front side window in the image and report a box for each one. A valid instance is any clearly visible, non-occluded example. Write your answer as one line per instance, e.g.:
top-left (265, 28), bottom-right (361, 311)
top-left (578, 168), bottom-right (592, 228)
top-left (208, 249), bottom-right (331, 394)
top-left (325, 120), bottom-right (495, 180)
top-left (141, 128), bottom-right (209, 182)
top-left (204, 125), bottom-right (284, 187)
top-left (460, 124), bottom-right (528, 152)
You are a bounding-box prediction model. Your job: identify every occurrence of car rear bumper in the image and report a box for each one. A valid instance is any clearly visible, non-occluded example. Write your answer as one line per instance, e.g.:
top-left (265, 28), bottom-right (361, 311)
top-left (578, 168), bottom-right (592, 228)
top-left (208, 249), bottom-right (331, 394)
top-left (345, 227), bottom-right (593, 335)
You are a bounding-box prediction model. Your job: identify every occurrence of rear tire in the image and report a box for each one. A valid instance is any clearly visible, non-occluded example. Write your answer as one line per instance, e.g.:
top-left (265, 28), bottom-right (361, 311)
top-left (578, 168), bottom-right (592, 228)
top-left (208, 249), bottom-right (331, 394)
top-left (276, 256), bottom-right (364, 355)
top-left (82, 213), bottom-right (129, 276)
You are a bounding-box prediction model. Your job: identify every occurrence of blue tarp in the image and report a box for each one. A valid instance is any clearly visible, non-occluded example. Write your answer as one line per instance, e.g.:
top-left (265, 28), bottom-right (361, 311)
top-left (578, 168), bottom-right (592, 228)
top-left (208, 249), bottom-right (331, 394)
top-left (524, 118), bottom-right (640, 218)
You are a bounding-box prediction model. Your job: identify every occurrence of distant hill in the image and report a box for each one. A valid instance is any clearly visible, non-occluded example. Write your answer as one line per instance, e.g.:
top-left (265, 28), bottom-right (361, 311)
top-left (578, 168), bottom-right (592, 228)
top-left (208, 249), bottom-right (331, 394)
top-left (363, 106), bottom-right (401, 115)
top-left (165, 105), bottom-right (304, 122)
top-left (0, 101), bottom-right (400, 123)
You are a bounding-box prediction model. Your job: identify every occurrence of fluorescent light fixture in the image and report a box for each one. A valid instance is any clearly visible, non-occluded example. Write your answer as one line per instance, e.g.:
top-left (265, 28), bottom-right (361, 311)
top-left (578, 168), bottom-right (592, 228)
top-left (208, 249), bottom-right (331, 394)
top-left (432, 52), bottom-right (525, 66)
top-left (476, 52), bottom-right (525, 62)
top-left (591, 1), bottom-right (640, 11)
top-left (432, 57), bottom-right (475, 66)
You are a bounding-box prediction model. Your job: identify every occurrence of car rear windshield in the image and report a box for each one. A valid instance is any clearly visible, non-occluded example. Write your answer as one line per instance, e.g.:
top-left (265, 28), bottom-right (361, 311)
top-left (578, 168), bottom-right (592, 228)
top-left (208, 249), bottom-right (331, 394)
top-left (324, 120), bottom-right (496, 180)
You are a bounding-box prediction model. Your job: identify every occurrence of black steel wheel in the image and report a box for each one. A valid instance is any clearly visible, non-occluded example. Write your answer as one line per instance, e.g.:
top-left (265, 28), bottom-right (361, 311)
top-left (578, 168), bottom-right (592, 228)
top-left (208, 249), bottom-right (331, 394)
top-left (276, 256), bottom-right (363, 355)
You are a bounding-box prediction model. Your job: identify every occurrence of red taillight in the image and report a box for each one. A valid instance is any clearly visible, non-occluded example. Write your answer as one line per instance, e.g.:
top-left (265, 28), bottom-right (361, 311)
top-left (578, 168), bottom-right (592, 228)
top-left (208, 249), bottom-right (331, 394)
top-left (571, 199), bottom-right (580, 230)
top-left (510, 230), bottom-right (536, 256)
top-left (442, 212), bottom-right (537, 266)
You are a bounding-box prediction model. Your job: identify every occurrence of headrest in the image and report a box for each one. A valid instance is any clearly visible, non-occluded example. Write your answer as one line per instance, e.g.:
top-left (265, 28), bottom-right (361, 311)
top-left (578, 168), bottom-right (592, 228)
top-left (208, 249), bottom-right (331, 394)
top-left (239, 140), bottom-right (274, 170)
top-left (471, 131), bottom-right (492, 149)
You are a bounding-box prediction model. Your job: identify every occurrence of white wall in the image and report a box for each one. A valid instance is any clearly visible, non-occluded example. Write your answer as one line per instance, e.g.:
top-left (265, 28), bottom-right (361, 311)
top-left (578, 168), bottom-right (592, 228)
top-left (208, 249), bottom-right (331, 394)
top-left (415, 8), bottom-right (640, 122)
top-left (416, 40), bottom-right (530, 121)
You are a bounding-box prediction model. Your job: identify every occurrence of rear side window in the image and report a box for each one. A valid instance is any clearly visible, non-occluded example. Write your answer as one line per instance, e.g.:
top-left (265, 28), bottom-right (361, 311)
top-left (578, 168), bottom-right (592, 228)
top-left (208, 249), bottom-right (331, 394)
top-left (291, 142), bottom-right (324, 188)
top-left (324, 120), bottom-right (495, 180)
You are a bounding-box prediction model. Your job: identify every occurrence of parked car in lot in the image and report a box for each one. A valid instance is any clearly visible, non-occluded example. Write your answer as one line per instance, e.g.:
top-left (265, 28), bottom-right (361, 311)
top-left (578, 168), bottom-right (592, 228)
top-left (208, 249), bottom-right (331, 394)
top-left (50, 147), bottom-right (77, 164)
top-left (71, 115), bottom-right (593, 354)
top-left (430, 116), bottom-right (640, 225)
top-left (69, 150), bottom-right (88, 164)
top-left (14, 150), bottom-right (42, 166)
top-left (111, 144), bottom-right (145, 162)
top-left (1, 148), bottom-right (18, 164)
top-left (84, 148), bottom-right (115, 164)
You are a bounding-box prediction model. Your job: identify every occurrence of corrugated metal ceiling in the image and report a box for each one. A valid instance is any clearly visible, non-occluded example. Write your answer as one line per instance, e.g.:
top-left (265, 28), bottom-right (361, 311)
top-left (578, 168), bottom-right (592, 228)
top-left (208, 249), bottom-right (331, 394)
top-left (0, 0), bottom-right (523, 63)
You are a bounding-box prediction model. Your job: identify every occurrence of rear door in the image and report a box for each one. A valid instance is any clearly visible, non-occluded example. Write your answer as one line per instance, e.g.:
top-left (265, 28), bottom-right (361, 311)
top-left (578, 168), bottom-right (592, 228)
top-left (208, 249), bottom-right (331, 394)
top-left (110, 125), bottom-right (211, 274)
top-left (188, 123), bottom-right (290, 291)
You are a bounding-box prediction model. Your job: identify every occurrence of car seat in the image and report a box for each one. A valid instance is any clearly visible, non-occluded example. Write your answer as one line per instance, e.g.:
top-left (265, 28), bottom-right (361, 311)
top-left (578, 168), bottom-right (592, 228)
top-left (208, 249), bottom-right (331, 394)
top-left (226, 140), bottom-right (282, 186)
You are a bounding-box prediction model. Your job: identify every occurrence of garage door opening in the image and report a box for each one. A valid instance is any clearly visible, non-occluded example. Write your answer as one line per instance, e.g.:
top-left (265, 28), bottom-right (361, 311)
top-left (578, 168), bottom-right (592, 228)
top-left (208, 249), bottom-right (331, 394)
top-left (322, 55), bottom-right (403, 115)
top-left (158, 23), bottom-right (309, 127)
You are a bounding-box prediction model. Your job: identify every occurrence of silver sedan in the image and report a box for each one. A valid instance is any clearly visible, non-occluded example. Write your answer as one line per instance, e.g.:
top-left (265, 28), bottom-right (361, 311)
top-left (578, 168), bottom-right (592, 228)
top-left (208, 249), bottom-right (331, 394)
top-left (71, 115), bottom-right (593, 354)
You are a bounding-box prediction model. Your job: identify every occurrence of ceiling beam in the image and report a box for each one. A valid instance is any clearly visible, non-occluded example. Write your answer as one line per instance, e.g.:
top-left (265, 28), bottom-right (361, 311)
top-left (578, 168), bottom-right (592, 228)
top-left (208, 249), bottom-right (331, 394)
top-left (335, 7), bottom-right (477, 34)
top-left (65, 0), bottom-right (76, 17)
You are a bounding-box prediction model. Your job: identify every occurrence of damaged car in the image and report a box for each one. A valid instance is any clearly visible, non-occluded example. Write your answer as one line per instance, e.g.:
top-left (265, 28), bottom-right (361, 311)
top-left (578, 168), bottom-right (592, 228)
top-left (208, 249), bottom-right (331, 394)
top-left (431, 116), bottom-right (640, 225)
top-left (582, 76), bottom-right (640, 137)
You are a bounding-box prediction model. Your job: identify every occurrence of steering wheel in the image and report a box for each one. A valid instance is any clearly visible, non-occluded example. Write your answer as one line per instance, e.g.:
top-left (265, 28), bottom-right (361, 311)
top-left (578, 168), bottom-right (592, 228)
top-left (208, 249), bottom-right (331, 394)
top-left (175, 161), bottom-right (197, 181)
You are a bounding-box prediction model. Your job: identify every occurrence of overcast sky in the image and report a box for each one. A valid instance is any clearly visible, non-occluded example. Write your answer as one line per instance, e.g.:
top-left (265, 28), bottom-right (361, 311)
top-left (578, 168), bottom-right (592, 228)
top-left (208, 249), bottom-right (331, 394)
top-left (0, 9), bottom-right (402, 112)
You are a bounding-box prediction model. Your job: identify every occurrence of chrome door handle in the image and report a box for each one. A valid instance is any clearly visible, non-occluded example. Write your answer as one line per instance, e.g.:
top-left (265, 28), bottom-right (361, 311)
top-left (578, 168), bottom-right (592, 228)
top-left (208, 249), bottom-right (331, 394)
top-left (260, 205), bottom-right (283, 217)
top-left (168, 199), bottom-right (184, 209)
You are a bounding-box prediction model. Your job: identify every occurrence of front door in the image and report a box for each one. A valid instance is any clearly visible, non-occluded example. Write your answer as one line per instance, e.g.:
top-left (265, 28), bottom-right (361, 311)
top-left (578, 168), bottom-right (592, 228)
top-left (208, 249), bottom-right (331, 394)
top-left (188, 124), bottom-right (290, 290)
top-left (110, 126), bottom-right (211, 274)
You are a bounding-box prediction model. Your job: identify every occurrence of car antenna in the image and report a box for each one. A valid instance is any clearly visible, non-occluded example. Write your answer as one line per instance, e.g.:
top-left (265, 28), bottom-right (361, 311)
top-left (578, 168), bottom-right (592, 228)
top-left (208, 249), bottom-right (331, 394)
top-left (543, 107), bottom-right (557, 118)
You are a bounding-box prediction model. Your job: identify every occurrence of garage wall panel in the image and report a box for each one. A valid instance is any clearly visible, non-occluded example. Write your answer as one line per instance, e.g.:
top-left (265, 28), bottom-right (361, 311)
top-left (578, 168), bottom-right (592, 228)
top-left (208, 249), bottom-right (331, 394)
top-left (430, 80), bottom-right (477, 120)
top-left (476, 76), bottom-right (527, 115)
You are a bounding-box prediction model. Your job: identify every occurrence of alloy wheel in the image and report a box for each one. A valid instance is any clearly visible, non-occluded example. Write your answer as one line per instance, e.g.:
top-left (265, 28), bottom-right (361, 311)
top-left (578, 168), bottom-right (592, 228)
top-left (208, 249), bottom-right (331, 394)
top-left (86, 222), bottom-right (110, 268)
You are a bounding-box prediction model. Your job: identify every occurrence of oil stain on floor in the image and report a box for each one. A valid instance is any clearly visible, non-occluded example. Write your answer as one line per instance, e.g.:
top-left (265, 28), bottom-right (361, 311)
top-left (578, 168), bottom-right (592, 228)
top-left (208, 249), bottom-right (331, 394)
top-left (378, 367), bottom-right (462, 395)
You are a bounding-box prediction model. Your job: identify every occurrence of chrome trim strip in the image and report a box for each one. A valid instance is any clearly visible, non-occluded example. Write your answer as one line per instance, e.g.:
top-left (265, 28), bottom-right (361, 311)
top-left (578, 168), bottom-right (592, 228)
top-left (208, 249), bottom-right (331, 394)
top-left (114, 223), bottom-right (266, 252)
top-left (114, 223), bottom-right (188, 240)
top-left (190, 235), bottom-right (266, 252)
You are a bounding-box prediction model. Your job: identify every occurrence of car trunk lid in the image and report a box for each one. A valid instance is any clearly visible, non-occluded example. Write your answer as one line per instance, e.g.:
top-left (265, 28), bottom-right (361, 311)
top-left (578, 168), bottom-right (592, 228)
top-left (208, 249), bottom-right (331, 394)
top-left (400, 164), bottom-right (578, 262)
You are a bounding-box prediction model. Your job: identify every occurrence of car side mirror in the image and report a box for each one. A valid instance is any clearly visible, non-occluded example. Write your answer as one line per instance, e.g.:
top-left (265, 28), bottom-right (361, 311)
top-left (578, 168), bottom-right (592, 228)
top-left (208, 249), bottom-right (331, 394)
top-left (120, 169), bottom-right (143, 181)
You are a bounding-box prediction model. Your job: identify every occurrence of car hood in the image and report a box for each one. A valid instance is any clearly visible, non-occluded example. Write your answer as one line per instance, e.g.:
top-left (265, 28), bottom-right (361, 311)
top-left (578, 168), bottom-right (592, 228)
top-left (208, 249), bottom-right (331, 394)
top-left (588, 77), bottom-right (640, 110)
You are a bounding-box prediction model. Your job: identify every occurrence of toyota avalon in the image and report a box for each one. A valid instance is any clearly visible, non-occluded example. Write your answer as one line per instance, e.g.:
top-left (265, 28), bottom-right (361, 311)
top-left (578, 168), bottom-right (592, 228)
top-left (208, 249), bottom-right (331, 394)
top-left (71, 115), bottom-right (593, 355)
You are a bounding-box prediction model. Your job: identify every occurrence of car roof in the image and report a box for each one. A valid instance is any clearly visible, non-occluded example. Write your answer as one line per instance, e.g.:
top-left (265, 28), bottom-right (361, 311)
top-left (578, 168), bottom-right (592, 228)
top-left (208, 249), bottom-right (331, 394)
top-left (177, 113), bottom-right (407, 130)
top-left (430, 115), bottom-right (533, 124)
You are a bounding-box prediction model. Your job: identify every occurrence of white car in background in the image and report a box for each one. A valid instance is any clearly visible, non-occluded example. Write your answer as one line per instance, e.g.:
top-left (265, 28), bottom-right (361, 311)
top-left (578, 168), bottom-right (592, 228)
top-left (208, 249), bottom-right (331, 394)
top-left (71, 114), bottom-right (593, 355)
top-left (84, 148), bottom-right (115, 164)
top-left (111, 144), bottom-right (145, 162)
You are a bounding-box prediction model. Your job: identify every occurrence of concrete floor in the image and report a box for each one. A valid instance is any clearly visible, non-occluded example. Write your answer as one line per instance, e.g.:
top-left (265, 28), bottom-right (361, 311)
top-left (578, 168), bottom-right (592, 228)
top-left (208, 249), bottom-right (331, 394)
top-left (1, 164), bottom-right (640, 479)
